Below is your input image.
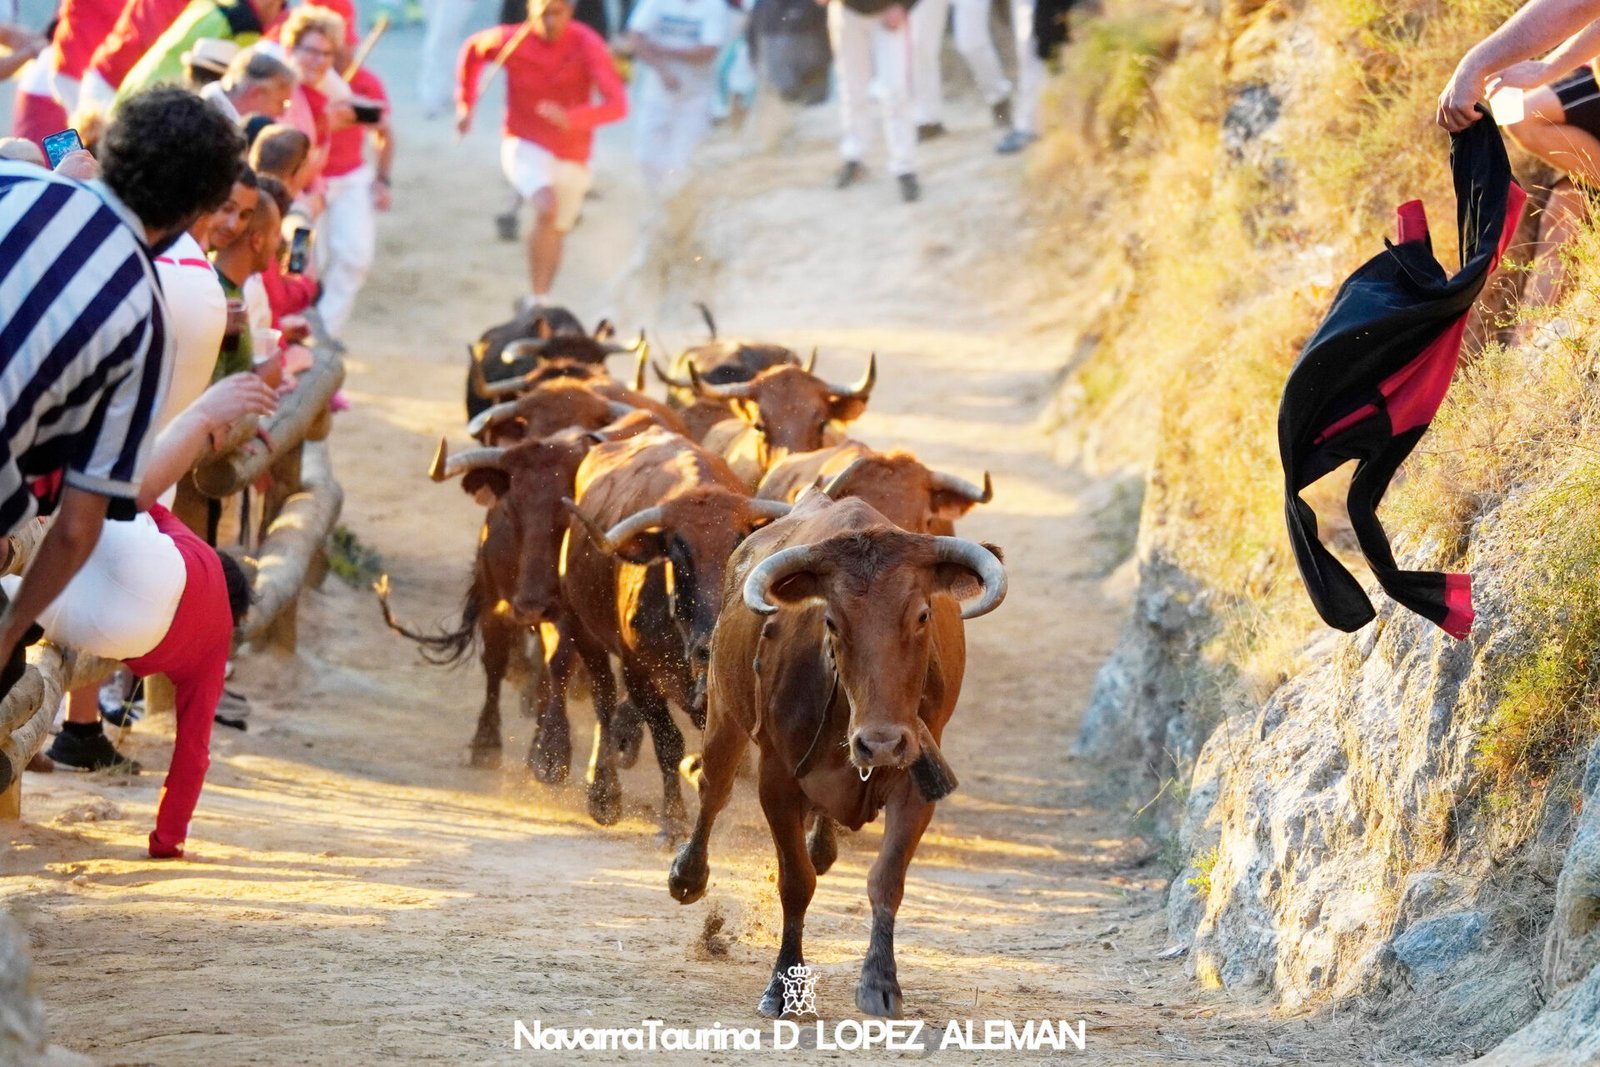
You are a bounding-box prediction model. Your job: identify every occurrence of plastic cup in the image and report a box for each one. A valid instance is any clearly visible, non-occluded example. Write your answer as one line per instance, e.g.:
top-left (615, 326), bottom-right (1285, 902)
top-left (251, 327), bottom-right (283, 364)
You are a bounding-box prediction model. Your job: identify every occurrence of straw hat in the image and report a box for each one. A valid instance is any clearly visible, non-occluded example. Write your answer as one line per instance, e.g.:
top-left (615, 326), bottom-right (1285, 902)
top-left (181, 38), bottom-right (241, 77)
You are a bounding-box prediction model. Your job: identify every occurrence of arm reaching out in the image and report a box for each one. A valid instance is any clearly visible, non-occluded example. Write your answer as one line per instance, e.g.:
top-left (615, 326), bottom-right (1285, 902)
top-left (1440, 0), bottom-right (1600, 129)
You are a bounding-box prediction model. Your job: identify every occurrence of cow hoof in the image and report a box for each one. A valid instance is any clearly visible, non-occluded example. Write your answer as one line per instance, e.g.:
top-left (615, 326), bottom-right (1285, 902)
top-left (469, 745), bottom-right (502, 770)
top-left (668, 843), bottom-right (708, 904)
top-left (612, 701), bottom-right (644, 770)
top-left (757, 969), bottom-right (794, 1019)
top-left (588, 772), bottom-right (622, 826)
top-left (527, 745), bottom-right (570, 785)
top-left (855, 974), bottom-right (902, 1019)
top-left (807, 817), bottom-right (838, 876)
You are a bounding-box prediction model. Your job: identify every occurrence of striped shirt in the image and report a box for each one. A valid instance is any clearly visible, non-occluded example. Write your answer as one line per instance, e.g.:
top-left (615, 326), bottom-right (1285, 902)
top-left (0, 160), bottom-right (172, 534)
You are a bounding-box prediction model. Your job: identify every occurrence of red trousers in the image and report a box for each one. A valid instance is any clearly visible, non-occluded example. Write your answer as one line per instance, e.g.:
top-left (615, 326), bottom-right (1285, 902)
top-left (10, 89), bottom-right (67, 151)
top-left (123, 506), bottom-right (232, 857)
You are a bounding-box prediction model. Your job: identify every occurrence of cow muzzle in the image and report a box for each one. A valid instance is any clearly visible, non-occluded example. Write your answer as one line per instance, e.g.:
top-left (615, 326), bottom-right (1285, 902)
top-left (849, 725), bottom-right (919, 770)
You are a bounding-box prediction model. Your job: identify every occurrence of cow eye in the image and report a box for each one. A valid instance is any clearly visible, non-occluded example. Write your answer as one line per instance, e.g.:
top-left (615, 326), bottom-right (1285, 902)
top-left (917, 607), bottom-right (930, 626)
top-left (824, 615), bottom-right (837, 633)
top-left (754, 422), bottom-right (768, 436)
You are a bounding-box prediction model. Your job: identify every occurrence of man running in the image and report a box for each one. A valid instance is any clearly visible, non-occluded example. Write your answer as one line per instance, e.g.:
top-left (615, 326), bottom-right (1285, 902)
top-left (456, 0), bottom-right (626, 311)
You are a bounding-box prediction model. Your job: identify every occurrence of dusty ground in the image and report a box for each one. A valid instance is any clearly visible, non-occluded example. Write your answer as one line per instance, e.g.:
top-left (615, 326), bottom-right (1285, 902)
top-left (1, 16), bottom-right (1405, 1066)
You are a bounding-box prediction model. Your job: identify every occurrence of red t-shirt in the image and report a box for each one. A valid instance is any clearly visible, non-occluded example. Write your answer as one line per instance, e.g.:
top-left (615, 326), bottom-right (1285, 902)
top-left (88, 0), bottom-right (192, 87)
top-left (51, 0), bottom-right (121, 79)
top-left (325, 67), bottom-right (388, 178)
top-left (456, 21), bottom-right (626, 163)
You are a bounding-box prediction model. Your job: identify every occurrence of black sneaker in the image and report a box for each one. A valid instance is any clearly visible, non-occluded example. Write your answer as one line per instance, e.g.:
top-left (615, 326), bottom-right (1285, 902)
top-left (898, 173), bottom-right (921, 203)
top-left (46, 728), bottom-right (140, 774)
top-left (494, 211), bottom-right (518, 242)
top-left (991, 97), bottom-right (1014, 129)
top-left (835, 160), bottom-right (866, 189)
top-left (916, 122), bottom-right (947, 143)
top-left (215, 687), bottom-right (251, 731)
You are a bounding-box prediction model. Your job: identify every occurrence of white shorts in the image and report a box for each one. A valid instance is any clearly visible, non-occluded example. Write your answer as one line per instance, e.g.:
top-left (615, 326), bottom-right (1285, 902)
top-left (500, 137), bottom-right (592, 233)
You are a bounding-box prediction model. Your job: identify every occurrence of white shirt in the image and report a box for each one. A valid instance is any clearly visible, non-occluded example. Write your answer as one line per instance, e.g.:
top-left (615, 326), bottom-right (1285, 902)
top-left (153, 232), bottom-right (227, 433)
top-left (627, 0), bottom-right (731, 98)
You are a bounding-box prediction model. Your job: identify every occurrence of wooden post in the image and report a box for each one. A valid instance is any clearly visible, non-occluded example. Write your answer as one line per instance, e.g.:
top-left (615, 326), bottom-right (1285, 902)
top-left (0, 779), bottom-right (19, 820)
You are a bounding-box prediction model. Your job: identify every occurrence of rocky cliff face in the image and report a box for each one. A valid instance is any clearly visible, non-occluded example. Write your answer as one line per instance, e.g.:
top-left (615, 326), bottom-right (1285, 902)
top-left (0, 913), bottom-right (47, 1067)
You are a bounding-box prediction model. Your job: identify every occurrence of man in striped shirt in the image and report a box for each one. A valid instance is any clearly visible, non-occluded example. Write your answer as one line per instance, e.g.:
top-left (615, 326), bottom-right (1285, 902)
top-left (0, 87), bottom-right (245, 679)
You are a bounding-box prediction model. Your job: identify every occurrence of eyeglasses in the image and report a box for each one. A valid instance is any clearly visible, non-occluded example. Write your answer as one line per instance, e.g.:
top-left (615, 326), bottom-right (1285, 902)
top-left (295, 44), bottom-right (334, 59)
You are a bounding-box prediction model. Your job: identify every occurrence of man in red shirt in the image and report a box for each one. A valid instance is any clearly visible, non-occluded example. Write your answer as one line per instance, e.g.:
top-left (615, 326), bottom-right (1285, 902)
top-left (456, 0), bottom-right (626, 309)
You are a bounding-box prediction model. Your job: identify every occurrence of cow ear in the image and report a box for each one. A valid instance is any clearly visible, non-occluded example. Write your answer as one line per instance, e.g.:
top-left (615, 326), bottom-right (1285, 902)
top-left (593, 318), bottom-right (615, 342)
top-left (535, 316), bottom-right (554, 340)
top-left (768, 571), bottom-right (824, 607)
top-left (828, 396), bottom-right (869, 423)
top-left (933, 545), bottom-right (1000, 601)
top-left (929, 489), bottom-right (980, 523)
top-left (461, 468), bottom-right (510, 503)
top-left (613, 529), bottom-right (670, 565)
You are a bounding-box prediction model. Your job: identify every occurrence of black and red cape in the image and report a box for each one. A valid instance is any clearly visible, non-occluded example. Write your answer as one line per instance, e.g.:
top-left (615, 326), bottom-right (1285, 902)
top-left (1279, 116), bottom-right (1525, 639)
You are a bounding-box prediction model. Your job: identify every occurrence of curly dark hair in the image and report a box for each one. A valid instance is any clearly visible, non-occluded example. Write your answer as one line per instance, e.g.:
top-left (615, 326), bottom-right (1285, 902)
top-left (100, 87), bottom-right (245, 234)
top-left (216, 551), bottom-right (255, 626)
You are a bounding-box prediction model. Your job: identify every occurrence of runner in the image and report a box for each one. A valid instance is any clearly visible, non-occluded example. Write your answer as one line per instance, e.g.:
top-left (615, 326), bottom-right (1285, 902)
top-left (623, 0), bottom-right (730, 197)
top-left (456, 0), bottom-right (626, 310)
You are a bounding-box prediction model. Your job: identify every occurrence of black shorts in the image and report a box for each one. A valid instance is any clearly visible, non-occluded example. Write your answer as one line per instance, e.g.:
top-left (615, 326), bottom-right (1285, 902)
top-left (1554, 65), bottom-right (1600, 139)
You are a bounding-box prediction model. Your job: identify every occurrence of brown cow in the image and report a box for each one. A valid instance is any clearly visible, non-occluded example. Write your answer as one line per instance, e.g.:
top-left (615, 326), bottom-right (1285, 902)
top-left (467, 379), bottom-right (639, 446)
top-left (757, 442), bottom-right (993, 534)
top-left (560, 426), bottom-right (790, 830)
top-left (376, 430), bottom-right (634, 784)
top-left (667, 492), bottom-right (1005, 1018)
top-left (653, 342), bottom-right (810, 442)
top-left (687, 357), bottom-right (876, 490)
top-left (465, 305), bottom-right (644, 420)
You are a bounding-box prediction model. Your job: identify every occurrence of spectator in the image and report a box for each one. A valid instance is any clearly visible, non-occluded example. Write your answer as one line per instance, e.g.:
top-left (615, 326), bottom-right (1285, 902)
top-left (181, 36), bottom-right (241, 89)
top-left (202, 46), bottom-right (296, 126)
top-left (41, 0), bottom-right (119, 118)
top-left (7, 15), bottom-right (58, 147)
top-left (115, 0), bottom-right (286, 109)
top-left (828, 0), bottom-right (919, 203)
top-left (623, 0), bottom-right (730, 197)
top-left (0, 14), bottom-right (46, 84)
top-left (248, 122), bottom-right (312, 193)
top-left (1439, 0), bottom-right (1600, 132)
top-left (909, 0), bottom-right (1009, 142)
top-left (278, 5), bottom-right (356, 199)
top-left (317, 54), bottom-right (393, 337)
top-left (4, 373), bottom-right (277, 860)
top-left (0, 87), bottom-right (244, 679)
top-left (420, 0), bottom-right (474, 119)
top-left (996, 0), bottom-right (1070, 155)
top-left (213, 194), bottom-right (285, 381)
top-left (456, 0), bottom-right (627, 309)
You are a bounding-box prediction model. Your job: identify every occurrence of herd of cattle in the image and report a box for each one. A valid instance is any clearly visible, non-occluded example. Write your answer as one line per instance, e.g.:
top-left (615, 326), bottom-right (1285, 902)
top-left (377, 304), bottom-right (1007, 1018)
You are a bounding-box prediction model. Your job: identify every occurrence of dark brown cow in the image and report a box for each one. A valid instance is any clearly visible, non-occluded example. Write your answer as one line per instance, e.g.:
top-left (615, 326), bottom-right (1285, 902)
top-left (376, 430), bottom-right (631, 783)
top-left (653, 340), bottom-right (808, 441)
top-left (560, 426), bottom-right (790, 830)
top-left (757, 442), bottom-right (993, 534)
top-left (465, 305), bottom-right (645, 420)
top-left (667, 492), bottom-right (1005, 1018)
top-left (467, 379), bottom-right (639, 446)
top-left (688, 357), bottom-right (876, 489)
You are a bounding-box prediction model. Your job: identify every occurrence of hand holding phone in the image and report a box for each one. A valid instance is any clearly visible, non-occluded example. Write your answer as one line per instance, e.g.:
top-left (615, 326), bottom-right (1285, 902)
top-left (41, 129), bottom-right (84, 169)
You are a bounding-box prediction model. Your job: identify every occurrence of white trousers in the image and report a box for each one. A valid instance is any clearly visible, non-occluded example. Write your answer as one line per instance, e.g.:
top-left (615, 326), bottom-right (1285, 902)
top-left (909, 0), bottom-right (1009, 124)
top-left (634, 81), bottom-right (715, 197)
top-left (420, 0), bottom-right (474, 113)
top-left (315, 163), bottom-right (377, 338)
top-left (828, 3), bottom-right (916, 176)
top-left (1011, 0), bottom-right (1045, 134)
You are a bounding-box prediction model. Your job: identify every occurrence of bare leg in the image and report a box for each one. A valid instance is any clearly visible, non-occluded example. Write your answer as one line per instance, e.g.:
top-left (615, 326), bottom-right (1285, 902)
top-left (64, 685), bottom-right (98, 725)
top-left (1508, 87), bottom-right (1600, 186)
top-left (1522, 179), bottom-right (1589, 314)
top-left (668, 693), bottom-right (748, 903)
top-left (856, 786), bottom-right (935, 1018)
top-left (756, 756), bottom-right (815, 1018)
top-left (527, 187), bottom-right (566, 298)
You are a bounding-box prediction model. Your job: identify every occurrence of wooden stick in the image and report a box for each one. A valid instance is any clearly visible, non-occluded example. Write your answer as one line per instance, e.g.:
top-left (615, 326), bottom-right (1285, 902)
top-left (342, 12), bottom-right (390, 80)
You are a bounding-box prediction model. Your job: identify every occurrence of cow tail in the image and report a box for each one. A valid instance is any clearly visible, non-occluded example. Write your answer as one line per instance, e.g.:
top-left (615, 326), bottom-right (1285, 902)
top-left (373, 574), bottom-right (481, 667)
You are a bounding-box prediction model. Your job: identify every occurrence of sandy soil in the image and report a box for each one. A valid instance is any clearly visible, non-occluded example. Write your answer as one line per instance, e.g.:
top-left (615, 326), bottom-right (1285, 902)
top-left (2, 17), bottom-right (1393, 1066)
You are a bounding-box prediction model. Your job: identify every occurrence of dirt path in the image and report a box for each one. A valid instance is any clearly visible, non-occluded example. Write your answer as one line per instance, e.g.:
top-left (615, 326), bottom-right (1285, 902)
top-left (2, 20), bottom-right (1383, 1066)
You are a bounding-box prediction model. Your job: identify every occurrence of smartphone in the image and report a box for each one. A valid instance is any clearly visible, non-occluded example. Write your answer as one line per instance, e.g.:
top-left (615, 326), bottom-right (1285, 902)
top-left (350, 100), bottom-right (384, 125)
top-left (286, 226), bottom-right (312, 274)
top-left (41, 129), bottom-right (84, 169)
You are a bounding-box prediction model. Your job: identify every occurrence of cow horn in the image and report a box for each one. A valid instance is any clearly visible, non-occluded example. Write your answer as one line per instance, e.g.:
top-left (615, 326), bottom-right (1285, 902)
top-left (502, 338), bottom-right (551, 364)
top-left (932, 536), bottom-right (1007, 619)
top-left (562, 497), bottom-right (613, 550)
top-left (606, 401), bottom-right (636, 422)
top-left (631, 339), bottom-right (648, 392)
top-left (653, 359), bottom-right (692, 389)
top-left (826, 352), bottom-right (876, 399)
top-left (821, 456), bottom-right (874, 499)
top-left (593, 318), bottom-right (615, 342)
top-left (604, 505), bottom-right (668, 550)
top-left (747, 499), bottom-right (793, 522)
top-left (802, 346), bottom-right (817, 374)
top-left (742, 543), bottom-right (825, 616)
top-left (601, 329), bottom-right (647, 355)
top-left (431, 439), bottom-right (507, 482)
top-left (688, 359), bottom-right (756, 401)
top-left (929, 469), bottom-right (993, 504)
top-left (466, 400), bottom-right (524, 438)
top-left (696, 302), bottom-right (718, 338)
top-left (477, 374), bottom-right (532, 400)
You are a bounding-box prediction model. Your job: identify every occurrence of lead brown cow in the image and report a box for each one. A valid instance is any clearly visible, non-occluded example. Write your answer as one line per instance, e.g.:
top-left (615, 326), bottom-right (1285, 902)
top-left (562, 427), bottom-right (790, 830)
top-left (757, 442), bottom-right (992, 535)
top-left (668, 492), bottom-right (1006, 1018)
